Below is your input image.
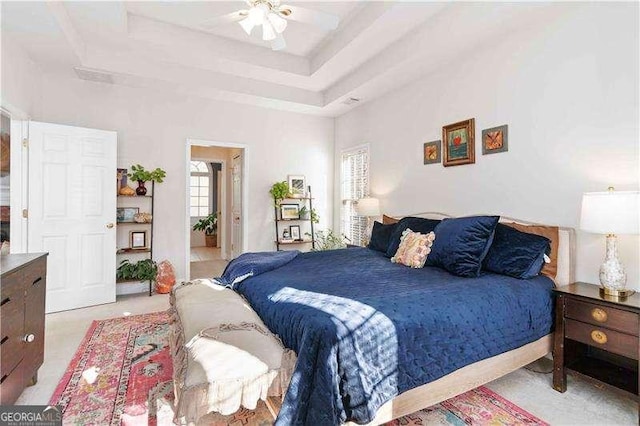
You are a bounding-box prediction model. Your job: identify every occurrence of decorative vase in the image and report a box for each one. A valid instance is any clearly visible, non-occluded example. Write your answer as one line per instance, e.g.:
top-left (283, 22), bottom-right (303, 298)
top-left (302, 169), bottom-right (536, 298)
top-left (136, 181), bottom-right (147, 196)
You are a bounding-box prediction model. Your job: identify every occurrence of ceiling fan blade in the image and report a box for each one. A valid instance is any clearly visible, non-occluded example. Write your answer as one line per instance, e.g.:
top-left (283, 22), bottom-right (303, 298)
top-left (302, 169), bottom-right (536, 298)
top-left (271, 32), bottom-right (286, 51)
top-left (280, 5), bottom-right (339, 31)
top-left (200, 11), bottom-right (248, 29)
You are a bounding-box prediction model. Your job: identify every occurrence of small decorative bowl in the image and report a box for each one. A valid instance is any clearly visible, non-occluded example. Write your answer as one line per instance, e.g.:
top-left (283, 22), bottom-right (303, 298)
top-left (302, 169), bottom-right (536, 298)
top-left (134, 212), bottom-right (152, 223)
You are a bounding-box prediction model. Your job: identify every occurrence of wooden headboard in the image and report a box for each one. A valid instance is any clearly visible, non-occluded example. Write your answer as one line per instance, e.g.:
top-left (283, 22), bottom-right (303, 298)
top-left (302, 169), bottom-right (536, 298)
top-left (389, 212), bottom-right (576, 287)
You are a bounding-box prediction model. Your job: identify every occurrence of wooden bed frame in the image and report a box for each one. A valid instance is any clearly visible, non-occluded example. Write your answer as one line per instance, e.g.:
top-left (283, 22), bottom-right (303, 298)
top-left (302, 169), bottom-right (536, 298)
top-left (267, 213), bottom-right (576, 425)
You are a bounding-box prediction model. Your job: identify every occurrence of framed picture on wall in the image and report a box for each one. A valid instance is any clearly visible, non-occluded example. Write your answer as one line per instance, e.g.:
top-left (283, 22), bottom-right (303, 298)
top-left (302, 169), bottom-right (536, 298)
top-left (290, 225), bottom-right (301, 241)
top-left (443, 118), bottom-right (475, 167)
top-left (130, 231), bottom-right (147, 249)
top-left (117, 207), bottom-right (139, 223)
top-left (482, 125), bottom-right (508, 155)
top-left (288, 175), bottom-right (306, 198)
top-left (280, 204), bottom-right (300, 220)
top-left (423, 140), bottom-right (441, 165)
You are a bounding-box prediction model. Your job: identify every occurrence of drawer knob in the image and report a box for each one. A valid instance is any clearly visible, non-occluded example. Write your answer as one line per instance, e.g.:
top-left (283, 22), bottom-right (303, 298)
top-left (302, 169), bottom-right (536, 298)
top-left (590, 329), bottom-right (608, 345)
top-left (24, 333), bottom-right (35, 343)
top-left (591, 308), bottom-right (608, 323)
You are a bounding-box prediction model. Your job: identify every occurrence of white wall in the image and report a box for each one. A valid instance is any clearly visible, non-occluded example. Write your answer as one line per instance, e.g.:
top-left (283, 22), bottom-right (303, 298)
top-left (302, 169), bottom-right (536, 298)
top-left (35, 75), bottom-right (334, 279)
top-left (0, 34), bottom-right (42, 118)
top-left (335, 4), bottom-right (640, 288)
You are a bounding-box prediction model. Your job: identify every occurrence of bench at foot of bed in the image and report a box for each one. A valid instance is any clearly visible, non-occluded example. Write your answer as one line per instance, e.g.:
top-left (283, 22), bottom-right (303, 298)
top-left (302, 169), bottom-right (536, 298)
top-left (169, 279), bottom-right (296, 424)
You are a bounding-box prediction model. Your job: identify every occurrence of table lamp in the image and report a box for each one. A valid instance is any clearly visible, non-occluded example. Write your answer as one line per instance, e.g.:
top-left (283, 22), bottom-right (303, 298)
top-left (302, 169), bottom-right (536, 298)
top-left (356, 197), bottom-right (380, 246)
top-left (580, 188), bottom-right (639, 297)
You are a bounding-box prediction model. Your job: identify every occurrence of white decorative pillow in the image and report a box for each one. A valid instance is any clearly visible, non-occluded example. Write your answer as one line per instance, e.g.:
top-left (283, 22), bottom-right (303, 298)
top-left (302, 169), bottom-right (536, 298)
top-left (391, 228), bottom-right (436, 268)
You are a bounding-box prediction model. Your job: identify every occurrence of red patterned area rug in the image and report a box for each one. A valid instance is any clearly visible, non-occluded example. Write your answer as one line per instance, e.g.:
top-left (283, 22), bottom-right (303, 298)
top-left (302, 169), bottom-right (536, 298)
top-left (50, 311), bottom-right (548, 426)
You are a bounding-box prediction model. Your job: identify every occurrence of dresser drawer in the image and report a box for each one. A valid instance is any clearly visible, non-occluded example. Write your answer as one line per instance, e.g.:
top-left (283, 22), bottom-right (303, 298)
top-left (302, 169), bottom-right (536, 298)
top-left (22, 258), bottom-right (46, 289)
top-left (566, 298), bottom-right (638, 336)
top-left (0, 292), bottom-right (25, 378)
top-left (0, 360), bottom-right (25, 405)
top-left (1, 270), bottom-right (24, 306)
top-left (565, 318), bottom-right (639, 360)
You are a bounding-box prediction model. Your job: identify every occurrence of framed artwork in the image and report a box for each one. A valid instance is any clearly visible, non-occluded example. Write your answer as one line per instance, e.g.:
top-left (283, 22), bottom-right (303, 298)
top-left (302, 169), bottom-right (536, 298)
top-left (280, 204), bottom-right (300, 220)
top-left (288, 175), bottom-right (306, 198)
top-left (117, 207), bottom-right (139, 223)
top-left (442, 118), bottom-right (475, 167)
top-left (289, 225), bottom-right (301, 240)
top-left (482, 125), bottom-right (508, 155)
top-left (423, 140), bottom-right (441, 165)
top-left (117, 168), bottom-right (128, 195)
top-left (130, 231), bottom-right (147, 249)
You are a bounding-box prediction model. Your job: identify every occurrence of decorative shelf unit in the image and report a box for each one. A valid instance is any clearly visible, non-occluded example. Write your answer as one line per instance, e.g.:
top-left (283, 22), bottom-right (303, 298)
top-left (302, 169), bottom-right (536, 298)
top-left (274, 186), bottom-right (315, 251)
top-left (116, 181), bottom-right (155, 296)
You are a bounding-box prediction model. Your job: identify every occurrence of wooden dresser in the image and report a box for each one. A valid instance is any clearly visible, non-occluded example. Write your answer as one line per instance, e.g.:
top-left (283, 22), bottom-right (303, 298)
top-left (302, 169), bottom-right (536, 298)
top-left (0, 253), bottom-right (48, 404)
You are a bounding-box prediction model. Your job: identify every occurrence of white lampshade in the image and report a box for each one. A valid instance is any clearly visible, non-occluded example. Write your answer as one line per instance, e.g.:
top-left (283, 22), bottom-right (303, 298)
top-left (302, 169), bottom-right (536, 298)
top-left (356, 197), bottom-right (380, 217)
top-left (580, 190), bottom-right (640, 235)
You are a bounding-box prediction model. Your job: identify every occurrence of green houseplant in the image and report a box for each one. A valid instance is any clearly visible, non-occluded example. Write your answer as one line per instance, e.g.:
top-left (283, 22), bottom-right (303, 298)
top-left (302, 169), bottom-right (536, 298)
top-left (308, 229), bottom-right (350, 251)
top-left (298, 206), bottom-right (320, 224)
top-left (116, 259), bottom-right (158, 282)
top-left (193, 212), bottom-right (218, 247)
top-left (269, 181), bottom-right (290, 205)
top-left (128, 164), bottom-right (167, 196)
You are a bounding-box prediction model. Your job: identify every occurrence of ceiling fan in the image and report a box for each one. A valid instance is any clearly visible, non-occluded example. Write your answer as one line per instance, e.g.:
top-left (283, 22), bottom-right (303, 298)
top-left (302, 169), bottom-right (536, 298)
top-left (200, 0), bottom-right (340, 51)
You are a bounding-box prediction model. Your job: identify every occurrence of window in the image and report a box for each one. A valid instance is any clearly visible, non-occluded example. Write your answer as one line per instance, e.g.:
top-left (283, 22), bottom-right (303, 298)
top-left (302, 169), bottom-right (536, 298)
top-left (340, 145), bottom-right (369, 246)
top-left (190, 161), bottom-right (210, 217)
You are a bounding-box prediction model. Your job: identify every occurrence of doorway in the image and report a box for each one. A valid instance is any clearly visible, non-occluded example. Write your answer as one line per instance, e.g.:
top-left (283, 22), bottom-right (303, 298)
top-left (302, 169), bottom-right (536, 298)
top-left (186, 140), bottom-right (247, 280)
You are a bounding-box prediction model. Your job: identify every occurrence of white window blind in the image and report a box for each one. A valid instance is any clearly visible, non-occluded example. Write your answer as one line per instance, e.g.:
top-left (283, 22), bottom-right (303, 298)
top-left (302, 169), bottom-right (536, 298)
top-left (190, 161), bottom-right (210, 217)
top-left (340, 146), bottom-right (369, 246)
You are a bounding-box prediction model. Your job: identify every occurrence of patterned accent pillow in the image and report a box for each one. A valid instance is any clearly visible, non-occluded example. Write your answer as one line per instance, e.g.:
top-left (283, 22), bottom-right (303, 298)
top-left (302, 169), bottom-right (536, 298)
top-left (391, 228), bottom-right (436, 268)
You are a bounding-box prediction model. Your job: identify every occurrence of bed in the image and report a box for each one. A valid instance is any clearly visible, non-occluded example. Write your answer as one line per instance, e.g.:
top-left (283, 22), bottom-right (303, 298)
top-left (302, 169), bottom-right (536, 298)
top-left (232, 213), bottom-right (575, 425)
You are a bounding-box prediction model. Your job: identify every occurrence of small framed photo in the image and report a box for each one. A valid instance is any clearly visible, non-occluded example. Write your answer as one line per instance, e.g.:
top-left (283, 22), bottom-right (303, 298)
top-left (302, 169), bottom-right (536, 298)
top-left (117, 168), bottom-right (128, 195)
top-left (117, 207), bottom-right (139, 223)
top-left (290, 225), bottom-right (301, 240)
top-left (443, 118), bottom-right (475, 167)
top-left (130, 231), bottom-right (147, 249)
top-left (423, 140), bottom-right (441, 165)
top-left (280, 204), bottom-right (300, 220)
top-left (482, 124), bottom-right (508, 155)
top-left (288, 175), bottom-right (306, 198)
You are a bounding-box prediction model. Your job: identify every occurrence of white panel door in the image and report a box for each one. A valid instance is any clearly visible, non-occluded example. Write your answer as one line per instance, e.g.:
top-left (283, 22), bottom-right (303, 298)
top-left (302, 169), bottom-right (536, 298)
top-left (28, 121), bottom-right (117, 313)
top-left (231, 154), bottom-right (242, 259)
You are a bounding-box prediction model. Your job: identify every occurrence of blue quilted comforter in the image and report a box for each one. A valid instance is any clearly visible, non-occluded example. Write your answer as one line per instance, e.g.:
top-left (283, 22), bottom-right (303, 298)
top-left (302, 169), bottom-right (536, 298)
top-left (234, 247), bottom-right (554, 425)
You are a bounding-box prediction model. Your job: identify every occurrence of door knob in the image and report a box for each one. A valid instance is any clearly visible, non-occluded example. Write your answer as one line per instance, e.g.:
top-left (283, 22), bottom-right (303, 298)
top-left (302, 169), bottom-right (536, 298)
top-left (106, 223), bottom-right (114, 229)
top-left (24, 334), bottom-right (35, 343)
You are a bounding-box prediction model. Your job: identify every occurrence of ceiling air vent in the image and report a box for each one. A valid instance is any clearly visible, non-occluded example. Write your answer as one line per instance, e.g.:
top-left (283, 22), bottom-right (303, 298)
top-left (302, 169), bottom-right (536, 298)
top-left (342, 97), bottom-right (361, 106)
top-left (74, 67), bottom-right (115, 84)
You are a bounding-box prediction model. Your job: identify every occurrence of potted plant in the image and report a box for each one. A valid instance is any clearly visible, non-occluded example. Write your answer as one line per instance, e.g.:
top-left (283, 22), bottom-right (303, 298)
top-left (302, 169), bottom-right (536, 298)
top-left (308, 229), bottom-right (350, 251)
top-left (128, 164), bottom-right (167, 196)
top-left (193, 212), bottom-right (218, 247)
top-left (116, 259), bottom-right (158, 282)
top-left (269, 181), bottom-right (290, 205)
top-left (298, 206), bottom-right (320, 224)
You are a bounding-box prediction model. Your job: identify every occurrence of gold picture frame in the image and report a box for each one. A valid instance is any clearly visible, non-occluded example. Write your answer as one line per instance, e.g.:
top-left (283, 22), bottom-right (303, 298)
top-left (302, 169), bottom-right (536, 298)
top-left (443, 118), bottom-right (475, 167)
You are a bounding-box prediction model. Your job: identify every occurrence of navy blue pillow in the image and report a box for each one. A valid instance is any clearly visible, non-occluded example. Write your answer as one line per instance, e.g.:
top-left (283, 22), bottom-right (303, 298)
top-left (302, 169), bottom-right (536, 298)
top-left (368, 221), bottom-right (398, 253)
top-left (483, 223), bottom-right (551, 279)
top-left (385, 217), bottom-right (441, 258)
top-left (426, 216), bottom-right (500, 277)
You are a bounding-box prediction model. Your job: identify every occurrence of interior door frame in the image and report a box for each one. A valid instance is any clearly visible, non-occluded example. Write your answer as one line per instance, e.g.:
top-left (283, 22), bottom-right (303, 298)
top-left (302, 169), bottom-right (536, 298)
top-left (1, 104), bottom-right (29, 254)
top-left (190, 156), bottom-right (226, 258)
top-left (185, 139), bottom-right (249, 280)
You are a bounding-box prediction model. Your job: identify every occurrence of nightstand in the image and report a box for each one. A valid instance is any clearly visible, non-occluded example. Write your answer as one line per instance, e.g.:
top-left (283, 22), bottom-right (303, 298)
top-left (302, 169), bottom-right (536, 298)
top-left (553, 282), bottom-right (639, 416)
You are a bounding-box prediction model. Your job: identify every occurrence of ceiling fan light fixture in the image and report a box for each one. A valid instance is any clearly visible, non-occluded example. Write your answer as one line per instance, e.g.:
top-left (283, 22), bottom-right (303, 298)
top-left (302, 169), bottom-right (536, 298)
top-left (268, 12), bottom-right (287, 34)
top-left (238, 17), bottom-right (255, 35)
top-left (248, 3), bottom-right (268, 25)
top-left (262, 20), bottom-right (277, 41)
